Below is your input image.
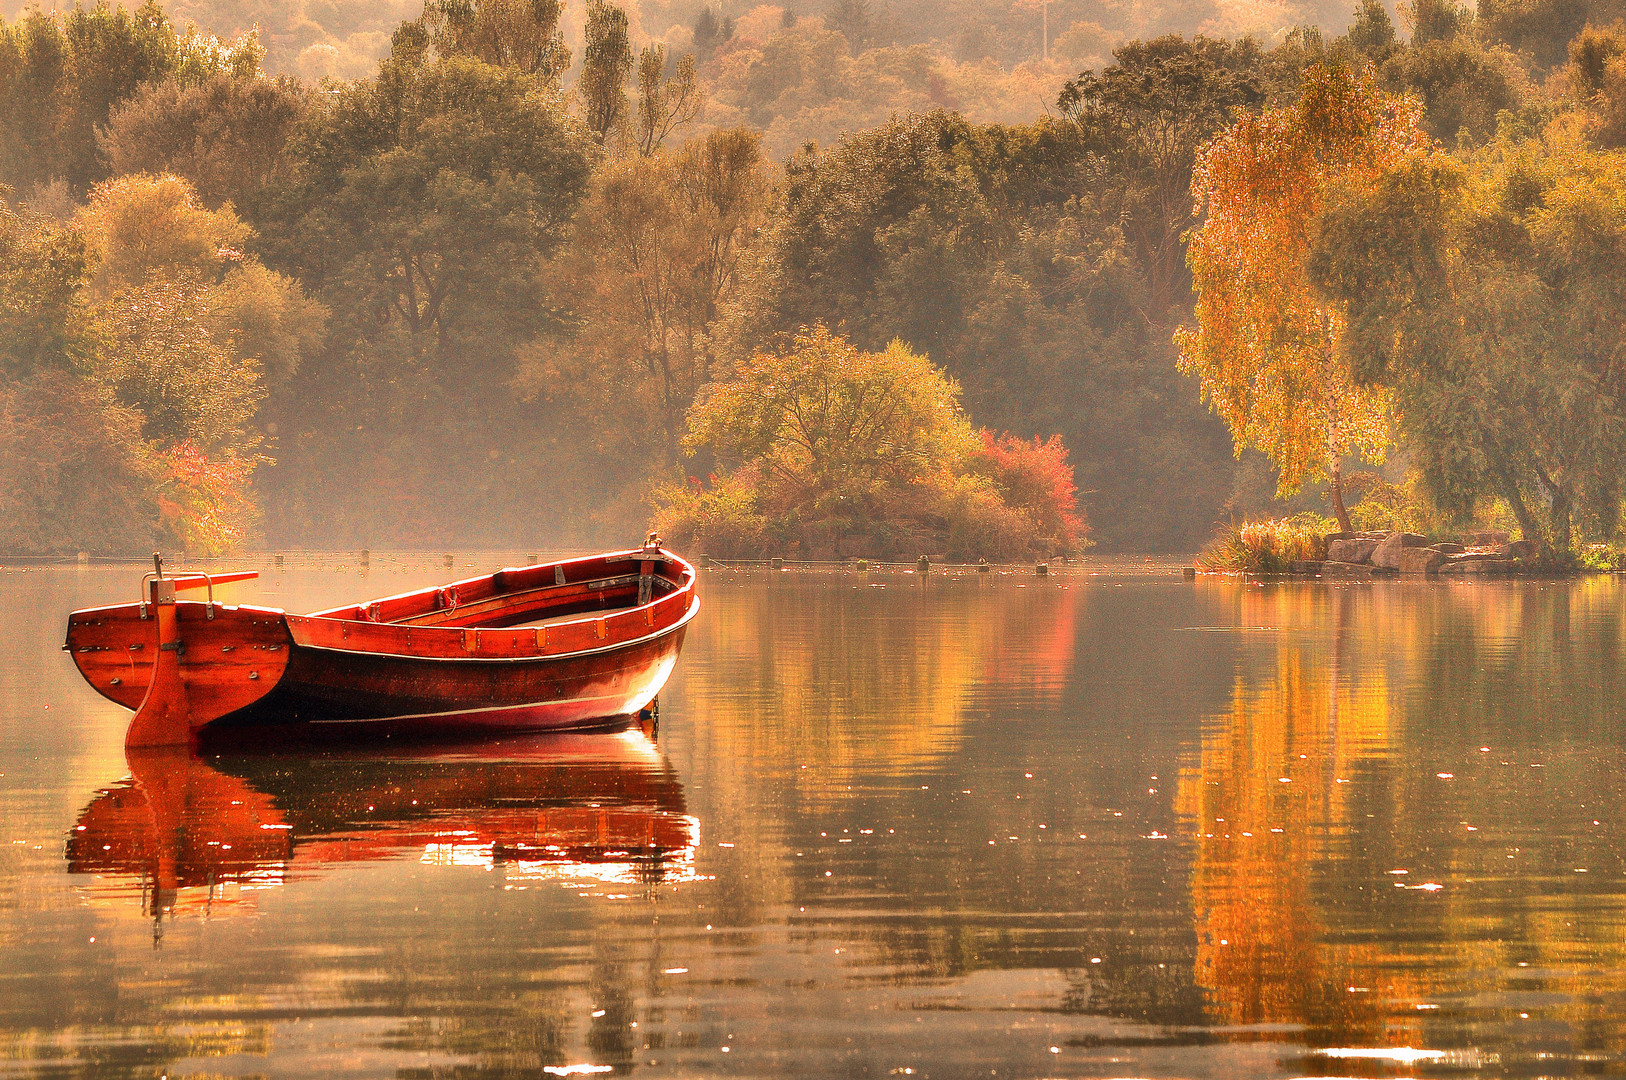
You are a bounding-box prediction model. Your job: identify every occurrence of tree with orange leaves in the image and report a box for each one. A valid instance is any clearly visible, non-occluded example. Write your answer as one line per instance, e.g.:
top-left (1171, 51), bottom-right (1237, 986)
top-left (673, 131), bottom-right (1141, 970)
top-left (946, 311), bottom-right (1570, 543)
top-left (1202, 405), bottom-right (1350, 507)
top-left (1175, 64), bottom-right (1431, 530)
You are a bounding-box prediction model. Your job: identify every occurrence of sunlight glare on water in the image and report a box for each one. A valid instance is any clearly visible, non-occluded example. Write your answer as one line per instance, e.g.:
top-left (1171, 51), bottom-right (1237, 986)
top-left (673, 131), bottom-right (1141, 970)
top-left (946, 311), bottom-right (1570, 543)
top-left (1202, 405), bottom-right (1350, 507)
top-left (1, 556), bottom-right (1624, 1078)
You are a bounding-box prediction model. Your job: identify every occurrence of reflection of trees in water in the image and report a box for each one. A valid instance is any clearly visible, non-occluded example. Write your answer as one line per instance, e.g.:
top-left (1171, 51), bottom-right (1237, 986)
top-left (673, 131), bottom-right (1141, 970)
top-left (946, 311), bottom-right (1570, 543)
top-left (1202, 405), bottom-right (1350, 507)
top-left (659, 576), bottom-right (1117, 1014)
top-left (1179, 579), bottom-right (1626, 1058)
top-left (1178, 631), bottom-right (1410, 1042)
top-left (682, 573), bottom-right (1077, 783)
top-left (676, 574), bottom-right (1222, 1027)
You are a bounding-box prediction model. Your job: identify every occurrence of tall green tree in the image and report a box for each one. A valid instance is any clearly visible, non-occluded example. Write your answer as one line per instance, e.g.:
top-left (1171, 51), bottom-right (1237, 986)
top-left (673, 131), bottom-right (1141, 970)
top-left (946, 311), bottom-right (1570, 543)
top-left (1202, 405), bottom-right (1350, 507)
top-left (634, 43), bottom-right (701, 155)
top-left (757, 109), bottom-right (1240, 551)
top-left (416, 0), bottom-right (570, 79)
top-left (0, 2), bottom-right (261, 194)
top-left (98, 73), bottom-right (307, 212)
top-left (1309, 134), bottom-right (1626, 552)
top-left (252, 42), bottom-right (595, 546)
top-left (580, 0), bottom-right (632, 142)
top-left (1058, 34), bottom-right (1263, 314)
top-left (263, 48), bottom-right (593, 364)
top-left (531, 127), bottom-right (771, 464)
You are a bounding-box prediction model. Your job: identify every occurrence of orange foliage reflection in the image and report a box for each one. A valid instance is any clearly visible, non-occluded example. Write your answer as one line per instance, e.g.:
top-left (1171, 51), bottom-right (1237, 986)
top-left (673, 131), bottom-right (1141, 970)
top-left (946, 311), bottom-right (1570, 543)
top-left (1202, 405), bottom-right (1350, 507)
top-left (1176, 585), bottom-right (1419, 1044)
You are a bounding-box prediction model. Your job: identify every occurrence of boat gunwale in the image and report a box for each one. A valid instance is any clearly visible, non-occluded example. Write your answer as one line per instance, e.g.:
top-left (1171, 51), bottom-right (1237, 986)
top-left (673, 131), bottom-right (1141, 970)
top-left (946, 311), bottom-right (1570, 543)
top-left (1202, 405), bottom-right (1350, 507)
top-left (282, 549), bottom-right (697, 662)
top-left (307, 549), bottom-right (691, 624)
top-left (286, 593), bottom-right (700, 664)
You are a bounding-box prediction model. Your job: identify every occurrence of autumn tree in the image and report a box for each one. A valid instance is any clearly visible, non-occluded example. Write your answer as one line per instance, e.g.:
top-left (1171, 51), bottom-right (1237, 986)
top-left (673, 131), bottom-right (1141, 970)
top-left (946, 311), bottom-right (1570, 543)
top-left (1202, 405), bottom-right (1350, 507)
top-left (77, 172), bottom-right (249, 297)
top-left (635, 43), bottom-right (702, 155)
top-left (1308, 134), bottom-right (1626, 553)
top-left (1176, 63), bottom-right (1431, 530)
top-left (96, 274), bottom-right (266, 458)
top-left (687, 324), bottom-right (974, 502)
top-left (657, 325), bottom-right (1084, 558)
top-left (67, 174), bottom-right (330, 550)
top-left (659, 324), bottom-right (976, 556)
top-left (965, 432), bottom-right (1090, 552)
top-left (532, 127), bottom-right (772, 464)
top-left (77, 173), bottom-right (325, 387)
top-left (580, 0), bottom-right (632, 141)
top-left (0, 190), bottom-right (161, 553)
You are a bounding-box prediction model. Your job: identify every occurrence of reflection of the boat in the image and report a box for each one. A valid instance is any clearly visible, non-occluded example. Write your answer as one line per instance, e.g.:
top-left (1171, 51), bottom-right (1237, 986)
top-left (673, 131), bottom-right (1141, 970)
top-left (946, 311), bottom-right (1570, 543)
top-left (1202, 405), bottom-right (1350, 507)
top-left (67, 727), bottom-right (700, 919)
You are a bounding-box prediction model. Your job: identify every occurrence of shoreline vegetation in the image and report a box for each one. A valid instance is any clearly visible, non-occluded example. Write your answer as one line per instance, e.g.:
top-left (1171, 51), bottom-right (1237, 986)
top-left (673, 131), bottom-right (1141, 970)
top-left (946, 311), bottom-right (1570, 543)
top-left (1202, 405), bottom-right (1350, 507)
top-left (3, 0), bottom-right (1626, 560)
top-left (1199, 518), bottom-right (1626, 576)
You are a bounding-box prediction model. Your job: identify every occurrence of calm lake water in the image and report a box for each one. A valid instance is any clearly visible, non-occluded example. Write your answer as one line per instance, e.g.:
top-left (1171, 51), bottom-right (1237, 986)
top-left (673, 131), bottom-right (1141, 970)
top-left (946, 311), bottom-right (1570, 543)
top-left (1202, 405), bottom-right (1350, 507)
top-left (3, 557), bottom-right (1626, 1078)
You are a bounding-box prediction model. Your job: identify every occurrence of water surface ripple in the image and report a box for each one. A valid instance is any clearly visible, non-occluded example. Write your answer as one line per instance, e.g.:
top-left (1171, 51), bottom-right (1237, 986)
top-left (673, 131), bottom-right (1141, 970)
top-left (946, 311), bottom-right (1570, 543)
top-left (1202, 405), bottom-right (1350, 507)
top-left (2, 559), bottom-right (1624, 1078)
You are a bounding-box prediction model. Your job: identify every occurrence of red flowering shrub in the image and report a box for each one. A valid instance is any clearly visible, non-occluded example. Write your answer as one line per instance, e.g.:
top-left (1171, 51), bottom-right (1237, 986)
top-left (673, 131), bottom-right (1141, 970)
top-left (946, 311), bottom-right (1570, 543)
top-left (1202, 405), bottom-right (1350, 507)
top-left (966, 431), bottom-right (1090, 554)
top-left (157, 440), bottom-right (258, 555)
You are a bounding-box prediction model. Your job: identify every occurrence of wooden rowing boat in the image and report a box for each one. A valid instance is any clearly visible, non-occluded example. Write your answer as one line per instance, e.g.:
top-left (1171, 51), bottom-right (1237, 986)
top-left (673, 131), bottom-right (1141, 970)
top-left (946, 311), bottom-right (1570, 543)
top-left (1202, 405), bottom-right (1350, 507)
top-left (64, 536), bottom-right (699, 749)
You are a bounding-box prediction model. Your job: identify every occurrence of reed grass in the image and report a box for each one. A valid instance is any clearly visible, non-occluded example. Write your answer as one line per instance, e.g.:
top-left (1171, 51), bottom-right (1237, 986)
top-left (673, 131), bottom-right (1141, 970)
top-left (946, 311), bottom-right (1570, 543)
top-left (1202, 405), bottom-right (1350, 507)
top-left (1198, 516), bottom-right (1332, 573)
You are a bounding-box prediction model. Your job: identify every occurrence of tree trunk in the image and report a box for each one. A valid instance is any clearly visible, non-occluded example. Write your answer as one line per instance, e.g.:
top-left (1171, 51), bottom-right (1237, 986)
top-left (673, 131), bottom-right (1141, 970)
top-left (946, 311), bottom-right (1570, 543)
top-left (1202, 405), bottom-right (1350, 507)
top-left (1328, 453), bottom-right (1352, 532)
top-left (1481, 431), bottom-right (1544, 552)
top-left (1549, 487), bottom-right (1572, 555)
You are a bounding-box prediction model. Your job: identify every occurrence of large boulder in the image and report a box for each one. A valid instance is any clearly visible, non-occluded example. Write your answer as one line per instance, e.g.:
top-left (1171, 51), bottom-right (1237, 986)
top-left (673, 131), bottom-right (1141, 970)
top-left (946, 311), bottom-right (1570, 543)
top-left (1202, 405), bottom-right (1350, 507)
top-left (1371, 532), bottom-right (1431, 569)
top-left (1398, 547), bottom-right (1446, 574)
top-left (1327, 538), bottom-right (1379, 564)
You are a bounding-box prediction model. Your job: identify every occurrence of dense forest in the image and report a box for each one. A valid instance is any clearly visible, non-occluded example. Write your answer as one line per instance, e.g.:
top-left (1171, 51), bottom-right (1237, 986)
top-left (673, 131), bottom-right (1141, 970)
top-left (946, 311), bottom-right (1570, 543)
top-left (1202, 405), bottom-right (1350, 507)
top-left (2, 0), bottom-right (1625, 556)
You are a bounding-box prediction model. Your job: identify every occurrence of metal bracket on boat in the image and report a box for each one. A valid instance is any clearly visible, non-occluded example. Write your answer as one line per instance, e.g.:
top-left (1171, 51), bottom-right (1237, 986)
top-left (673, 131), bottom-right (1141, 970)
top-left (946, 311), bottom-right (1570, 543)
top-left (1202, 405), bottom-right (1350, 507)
top-left (137, 559), bottom-right (247, 620)
top-left (199, 571), bottom-right (216, 620)
top-left (629, 532), bottom-right (669, 561)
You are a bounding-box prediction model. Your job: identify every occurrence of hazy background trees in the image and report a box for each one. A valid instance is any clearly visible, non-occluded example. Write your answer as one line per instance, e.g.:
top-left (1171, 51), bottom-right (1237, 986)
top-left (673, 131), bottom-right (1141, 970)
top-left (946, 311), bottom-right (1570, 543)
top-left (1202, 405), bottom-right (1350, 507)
top-left (3, 0), bottom-right (1626, 555)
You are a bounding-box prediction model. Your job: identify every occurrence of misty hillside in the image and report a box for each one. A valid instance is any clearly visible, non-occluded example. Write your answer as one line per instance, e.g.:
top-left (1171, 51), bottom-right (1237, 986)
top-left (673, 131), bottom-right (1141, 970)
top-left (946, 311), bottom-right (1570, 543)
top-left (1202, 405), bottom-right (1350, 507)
top-left (0, 0), bottom-right (1365, 147)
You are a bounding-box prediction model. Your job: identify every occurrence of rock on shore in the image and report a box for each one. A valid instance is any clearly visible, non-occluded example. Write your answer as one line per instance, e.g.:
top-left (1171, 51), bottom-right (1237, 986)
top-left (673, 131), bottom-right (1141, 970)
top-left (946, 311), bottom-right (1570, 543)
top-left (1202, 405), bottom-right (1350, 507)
top-left (1307, 530), bottom-right (1537, 576)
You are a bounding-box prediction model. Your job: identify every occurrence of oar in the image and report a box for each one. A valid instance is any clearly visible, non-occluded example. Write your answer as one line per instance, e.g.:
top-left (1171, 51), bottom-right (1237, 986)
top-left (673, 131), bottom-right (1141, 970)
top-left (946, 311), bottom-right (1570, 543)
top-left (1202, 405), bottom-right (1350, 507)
top-left (169, 571), bottom-right (259, 590)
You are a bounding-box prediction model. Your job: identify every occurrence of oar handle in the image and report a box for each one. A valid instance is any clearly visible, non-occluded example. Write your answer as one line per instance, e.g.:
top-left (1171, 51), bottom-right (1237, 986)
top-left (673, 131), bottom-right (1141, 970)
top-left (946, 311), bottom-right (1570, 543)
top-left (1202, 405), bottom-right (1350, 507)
top-left (170, 571), bottom-right (259, 591)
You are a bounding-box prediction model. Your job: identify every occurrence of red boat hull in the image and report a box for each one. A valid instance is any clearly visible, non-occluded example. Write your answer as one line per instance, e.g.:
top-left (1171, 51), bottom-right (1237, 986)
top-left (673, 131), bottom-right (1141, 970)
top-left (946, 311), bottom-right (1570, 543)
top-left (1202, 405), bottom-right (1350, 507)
top-left (64, 547), bottom-right (699, 747)
top-left (213, 616), bottom-right (691, 735)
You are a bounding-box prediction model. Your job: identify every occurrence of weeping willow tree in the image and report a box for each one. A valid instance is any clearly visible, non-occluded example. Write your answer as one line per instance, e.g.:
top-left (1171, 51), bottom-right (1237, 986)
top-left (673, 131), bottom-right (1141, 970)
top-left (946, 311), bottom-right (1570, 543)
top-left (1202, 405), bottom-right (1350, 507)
top-left (1176, 64), bottom-right (1429, 530)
